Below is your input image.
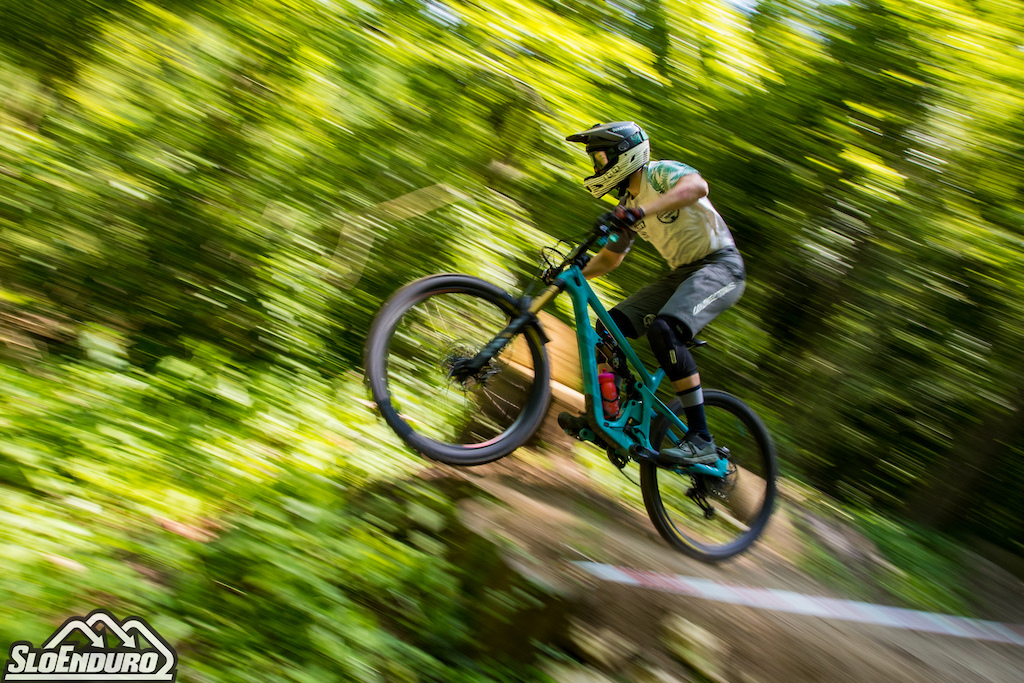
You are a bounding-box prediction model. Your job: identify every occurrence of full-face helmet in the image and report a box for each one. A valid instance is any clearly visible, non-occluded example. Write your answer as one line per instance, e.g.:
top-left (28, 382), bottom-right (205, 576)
top-left (566, 121), bottom-right (650, 198)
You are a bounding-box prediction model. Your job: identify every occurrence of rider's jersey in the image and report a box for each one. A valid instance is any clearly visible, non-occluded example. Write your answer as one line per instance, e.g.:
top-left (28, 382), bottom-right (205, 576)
top-left (607, 160), bottom-right (735, 269)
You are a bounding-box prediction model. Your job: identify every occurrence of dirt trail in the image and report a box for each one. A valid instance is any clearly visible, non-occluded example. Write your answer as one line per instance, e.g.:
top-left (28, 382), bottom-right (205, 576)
top-left (438, 450), bottom-right (1024, 683)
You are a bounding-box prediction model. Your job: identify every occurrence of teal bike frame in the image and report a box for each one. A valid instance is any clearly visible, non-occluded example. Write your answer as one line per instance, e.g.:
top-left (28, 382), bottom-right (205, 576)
top-left (549, 264), bottom-right (728, 479)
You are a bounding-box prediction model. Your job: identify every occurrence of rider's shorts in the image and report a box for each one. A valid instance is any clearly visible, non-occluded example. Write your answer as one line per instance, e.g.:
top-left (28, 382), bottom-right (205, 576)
top-left (611, 247), bottom-right (745, 339)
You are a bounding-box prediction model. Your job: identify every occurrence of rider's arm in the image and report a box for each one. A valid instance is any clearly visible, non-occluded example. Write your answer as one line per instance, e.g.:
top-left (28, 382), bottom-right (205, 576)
top-left (582, 223), bottom-right (634, 280)
top-left (639, 173), bottom-right (709, 217)
top-left (582, 247), bottom-right (627, 280)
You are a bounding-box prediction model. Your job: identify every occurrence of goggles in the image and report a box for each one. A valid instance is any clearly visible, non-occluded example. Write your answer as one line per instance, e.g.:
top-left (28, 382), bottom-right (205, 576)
top-left (589, 150), bottom-right (610, 172)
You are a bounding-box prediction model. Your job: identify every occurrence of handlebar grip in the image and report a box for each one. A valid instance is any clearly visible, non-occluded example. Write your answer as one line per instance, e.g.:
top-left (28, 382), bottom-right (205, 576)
top-left (593, 230), bottom-right (619, 250)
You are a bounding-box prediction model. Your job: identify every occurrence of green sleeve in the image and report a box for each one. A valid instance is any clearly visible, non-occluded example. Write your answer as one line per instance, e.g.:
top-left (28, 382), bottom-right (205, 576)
top-left (647, 160), bottom-right (699, 193)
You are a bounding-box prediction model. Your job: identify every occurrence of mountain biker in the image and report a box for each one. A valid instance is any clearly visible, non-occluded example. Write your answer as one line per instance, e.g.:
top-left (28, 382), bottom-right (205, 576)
top-left (563, 121), bottom-right (745, 465)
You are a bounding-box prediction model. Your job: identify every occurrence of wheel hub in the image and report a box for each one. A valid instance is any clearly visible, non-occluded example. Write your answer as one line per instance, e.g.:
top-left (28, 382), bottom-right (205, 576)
top-left (441, 341), bottom-right (500, 391)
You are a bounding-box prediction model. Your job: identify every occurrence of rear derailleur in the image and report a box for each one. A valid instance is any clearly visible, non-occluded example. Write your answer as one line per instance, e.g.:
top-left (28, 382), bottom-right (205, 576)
top-left (686, 476), bottom-right (717, 520)
top-left (684, 447), bottom-right (735, 520)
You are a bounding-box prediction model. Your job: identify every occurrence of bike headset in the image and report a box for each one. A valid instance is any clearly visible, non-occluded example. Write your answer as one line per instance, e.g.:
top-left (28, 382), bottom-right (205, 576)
top-left (566, 121), bottom-right (650, 199)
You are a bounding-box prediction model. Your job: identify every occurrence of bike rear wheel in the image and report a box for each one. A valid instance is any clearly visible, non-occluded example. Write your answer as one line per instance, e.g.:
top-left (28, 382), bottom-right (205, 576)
top-left (364, 274), bottom-right (551, 465)
top-left (640, 391), bottom-right (777, 562)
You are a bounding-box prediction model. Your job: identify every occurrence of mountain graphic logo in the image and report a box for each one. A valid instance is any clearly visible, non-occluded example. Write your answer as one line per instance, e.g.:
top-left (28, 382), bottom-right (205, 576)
top-left (3, 609), bottom-right (177, 682)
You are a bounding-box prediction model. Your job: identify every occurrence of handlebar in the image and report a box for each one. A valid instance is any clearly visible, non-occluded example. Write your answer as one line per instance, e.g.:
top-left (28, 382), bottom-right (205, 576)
top-left (463, 223), bottom-right (622, 374)
top-left (541, 223), bottom-right (618, 285)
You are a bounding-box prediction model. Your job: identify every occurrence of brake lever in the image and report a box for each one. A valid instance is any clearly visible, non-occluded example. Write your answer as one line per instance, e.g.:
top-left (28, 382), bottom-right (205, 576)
top-left (539, 225), bottom-right (613, 284)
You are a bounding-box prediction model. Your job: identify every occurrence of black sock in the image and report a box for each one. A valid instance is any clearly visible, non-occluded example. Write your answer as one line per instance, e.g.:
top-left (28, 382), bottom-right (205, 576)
top-left (677, 385), bottom-right (709, 440)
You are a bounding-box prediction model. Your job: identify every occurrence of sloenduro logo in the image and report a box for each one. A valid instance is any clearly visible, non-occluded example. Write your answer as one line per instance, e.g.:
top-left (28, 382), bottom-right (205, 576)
top-left (3, 609), bottom-right (177, 682)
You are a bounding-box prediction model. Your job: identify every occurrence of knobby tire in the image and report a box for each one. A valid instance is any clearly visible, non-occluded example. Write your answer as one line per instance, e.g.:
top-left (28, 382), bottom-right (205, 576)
top-left (640, 391), bottom-right (777, 562)
top-left (364, 274), bottom-right (552, 466)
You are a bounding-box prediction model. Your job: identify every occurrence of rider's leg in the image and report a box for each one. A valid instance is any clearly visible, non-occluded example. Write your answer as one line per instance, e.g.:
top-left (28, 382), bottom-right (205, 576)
top-left (649, 249), bottom-right (746, 464)
top-left (607, 310), bottom-right (637, 339)
top-left (647, 316), bottom-right (710, 441)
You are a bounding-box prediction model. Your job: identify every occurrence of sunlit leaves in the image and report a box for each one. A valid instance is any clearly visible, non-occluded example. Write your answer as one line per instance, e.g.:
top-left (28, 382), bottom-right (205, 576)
top-left (1, 0), bottom-right (1024, 607)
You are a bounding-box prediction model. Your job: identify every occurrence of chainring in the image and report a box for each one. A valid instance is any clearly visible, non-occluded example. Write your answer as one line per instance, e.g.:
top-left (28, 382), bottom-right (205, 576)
top-left (606, 448), bottom-right (629, 470)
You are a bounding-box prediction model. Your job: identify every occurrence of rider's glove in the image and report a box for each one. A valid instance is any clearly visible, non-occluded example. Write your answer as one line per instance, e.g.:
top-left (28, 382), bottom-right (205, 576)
top-left (597, 206), bottom-right (645, 231)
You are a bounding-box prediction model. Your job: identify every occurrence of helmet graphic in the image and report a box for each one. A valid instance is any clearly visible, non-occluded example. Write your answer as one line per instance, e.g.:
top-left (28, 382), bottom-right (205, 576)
top-left (566, 121), bottom-right (650, 198)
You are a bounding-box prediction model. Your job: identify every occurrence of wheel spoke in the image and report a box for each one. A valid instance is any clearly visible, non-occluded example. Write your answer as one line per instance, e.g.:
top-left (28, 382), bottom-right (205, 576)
top-left (431, 300), bottom-right (451, 338)
top-left (367, 283), bottom-right (549, 464)
top-left (482, 387), bottom-right (514, 422)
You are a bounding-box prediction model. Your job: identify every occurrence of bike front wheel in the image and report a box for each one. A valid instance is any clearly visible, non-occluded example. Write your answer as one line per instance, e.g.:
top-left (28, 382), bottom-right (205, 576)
top-left (364, 274), bottom-right (551, 466)
top-left (640, 391), bottom-right (777, 562)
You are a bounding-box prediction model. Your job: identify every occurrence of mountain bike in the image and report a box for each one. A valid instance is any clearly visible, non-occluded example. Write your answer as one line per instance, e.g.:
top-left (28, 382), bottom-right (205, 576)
top-left (364, 223), bottom-right (777, 561)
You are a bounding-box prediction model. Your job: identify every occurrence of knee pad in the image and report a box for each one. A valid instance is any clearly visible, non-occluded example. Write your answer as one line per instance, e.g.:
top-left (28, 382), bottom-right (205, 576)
top-left (647, 316), bottom-right (697, 382)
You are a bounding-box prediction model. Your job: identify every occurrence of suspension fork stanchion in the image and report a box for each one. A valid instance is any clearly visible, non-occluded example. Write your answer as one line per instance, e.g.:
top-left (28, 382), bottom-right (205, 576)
top-left (528, 282), bottom-right (565, 314)
top-left (462, 281), bottom-right (565, 373)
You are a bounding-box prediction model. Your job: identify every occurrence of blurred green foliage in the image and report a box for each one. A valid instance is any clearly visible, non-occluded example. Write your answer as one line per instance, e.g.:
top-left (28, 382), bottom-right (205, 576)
top-left (2, 0), bottom-right (1024, 677)
top-left (0, 348), bottom-right (550, 680)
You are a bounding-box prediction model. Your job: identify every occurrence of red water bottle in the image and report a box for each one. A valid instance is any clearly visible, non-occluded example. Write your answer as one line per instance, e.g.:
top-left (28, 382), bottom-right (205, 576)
top-left (599, 371), bottom-right (619, 418)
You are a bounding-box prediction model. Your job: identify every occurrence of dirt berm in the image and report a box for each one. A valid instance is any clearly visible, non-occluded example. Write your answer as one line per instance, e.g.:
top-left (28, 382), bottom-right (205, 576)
top-left (424, 451), bottom-right (1024, 683)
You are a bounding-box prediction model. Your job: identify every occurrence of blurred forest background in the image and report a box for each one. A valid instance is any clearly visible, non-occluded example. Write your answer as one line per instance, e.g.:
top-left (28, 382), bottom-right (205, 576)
top-left (1, 0), bottom-right (1023, 680)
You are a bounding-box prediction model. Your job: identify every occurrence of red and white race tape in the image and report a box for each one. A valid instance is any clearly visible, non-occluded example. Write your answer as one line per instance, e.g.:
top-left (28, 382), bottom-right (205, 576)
top-left (571, 561), bottom-right (1024, 647)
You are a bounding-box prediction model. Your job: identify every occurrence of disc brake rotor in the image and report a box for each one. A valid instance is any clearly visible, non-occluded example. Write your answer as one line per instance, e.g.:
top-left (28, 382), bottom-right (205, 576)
top-left (440, 340), bottom-right (501, 391)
